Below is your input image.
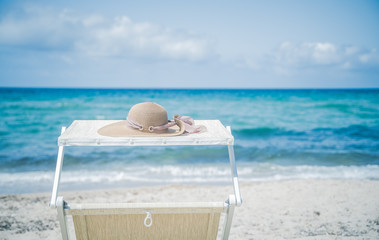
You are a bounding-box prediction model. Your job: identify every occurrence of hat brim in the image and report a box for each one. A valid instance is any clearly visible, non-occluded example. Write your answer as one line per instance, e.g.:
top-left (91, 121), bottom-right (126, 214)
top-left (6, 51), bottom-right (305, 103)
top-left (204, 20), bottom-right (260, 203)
top-left (97, 120), bottom-right (185, 137)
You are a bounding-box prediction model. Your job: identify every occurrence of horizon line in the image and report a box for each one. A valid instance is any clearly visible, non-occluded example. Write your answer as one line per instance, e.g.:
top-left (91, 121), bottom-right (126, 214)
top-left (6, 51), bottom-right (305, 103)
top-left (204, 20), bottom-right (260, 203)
top-left (1, 86), bottom-right (379, 90)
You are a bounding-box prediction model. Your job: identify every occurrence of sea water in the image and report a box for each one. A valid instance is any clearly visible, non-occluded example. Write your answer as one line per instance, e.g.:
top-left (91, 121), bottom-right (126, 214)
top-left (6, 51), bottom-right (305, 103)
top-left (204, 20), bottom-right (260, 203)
top-left (0, 88), bottom-right (378, 194)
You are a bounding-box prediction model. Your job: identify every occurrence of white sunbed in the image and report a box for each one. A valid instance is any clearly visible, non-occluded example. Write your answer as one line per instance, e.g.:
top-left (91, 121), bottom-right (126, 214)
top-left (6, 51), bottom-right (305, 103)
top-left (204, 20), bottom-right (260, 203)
top-left (50, 120), bottom-right (242, 239)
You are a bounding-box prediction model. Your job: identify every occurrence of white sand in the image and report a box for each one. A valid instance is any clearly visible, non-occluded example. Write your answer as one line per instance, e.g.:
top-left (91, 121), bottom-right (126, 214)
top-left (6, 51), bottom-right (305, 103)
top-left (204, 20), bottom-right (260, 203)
top-left (1, 180), bottom-right (378, 239)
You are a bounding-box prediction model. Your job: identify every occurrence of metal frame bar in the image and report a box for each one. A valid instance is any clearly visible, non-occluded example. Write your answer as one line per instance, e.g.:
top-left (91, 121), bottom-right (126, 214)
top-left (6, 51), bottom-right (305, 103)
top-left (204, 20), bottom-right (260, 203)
top-left (57, 196), bottom-right (69, 240)
top-left (226, 126), bottom-right (242, 207)
top-left (222, 195), bottom-right (236, 239)
top-left (50, 126), bottom-right (66, 208)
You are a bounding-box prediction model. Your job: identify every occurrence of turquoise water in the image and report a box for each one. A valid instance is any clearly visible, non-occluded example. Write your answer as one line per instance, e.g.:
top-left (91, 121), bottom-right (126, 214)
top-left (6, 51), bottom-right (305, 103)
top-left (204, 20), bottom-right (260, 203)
top-left (0, 88), bottom-right (378, 193)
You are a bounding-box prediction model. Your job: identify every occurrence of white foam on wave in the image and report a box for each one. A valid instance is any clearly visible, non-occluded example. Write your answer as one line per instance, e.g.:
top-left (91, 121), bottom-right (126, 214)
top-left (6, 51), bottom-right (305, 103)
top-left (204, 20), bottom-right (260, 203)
top-left (242, 164), bottom-right (379, 181)
top-left (1, 164), bottom-right (378, 194)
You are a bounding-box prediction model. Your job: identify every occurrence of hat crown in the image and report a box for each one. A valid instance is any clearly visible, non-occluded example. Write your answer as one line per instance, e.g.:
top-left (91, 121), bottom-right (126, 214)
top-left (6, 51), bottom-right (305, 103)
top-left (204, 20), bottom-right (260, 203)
top-left (128, 102), bottom-right (168, 130)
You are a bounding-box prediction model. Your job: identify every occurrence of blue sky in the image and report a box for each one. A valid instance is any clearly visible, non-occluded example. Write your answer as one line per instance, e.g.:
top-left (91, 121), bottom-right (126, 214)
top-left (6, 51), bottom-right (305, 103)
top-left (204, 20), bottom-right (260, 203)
top-left (0, 0), bottom-right (378, 88)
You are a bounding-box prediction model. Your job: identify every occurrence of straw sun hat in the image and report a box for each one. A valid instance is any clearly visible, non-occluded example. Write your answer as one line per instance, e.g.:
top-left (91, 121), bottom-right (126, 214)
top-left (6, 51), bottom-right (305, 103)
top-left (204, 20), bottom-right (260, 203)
top-left (98, 102), bottom-right (206, 137)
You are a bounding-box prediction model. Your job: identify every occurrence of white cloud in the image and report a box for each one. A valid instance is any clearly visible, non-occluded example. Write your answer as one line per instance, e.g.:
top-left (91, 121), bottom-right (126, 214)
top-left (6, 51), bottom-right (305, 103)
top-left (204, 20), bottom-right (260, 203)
top-left (78, 16), bottom-right (212, 61)
top-left (240, 42), bottom-right (379, 75)
top-left (359, 48), bottom-right (379, 64)
top-left (276, 42), bottom-right (379, 69)
top-left (276, 42), bottom-right (341, 66)
top-left (0, 7), bottom-right (76, 49)
top-left (0, 7), bottom-right (214, 61)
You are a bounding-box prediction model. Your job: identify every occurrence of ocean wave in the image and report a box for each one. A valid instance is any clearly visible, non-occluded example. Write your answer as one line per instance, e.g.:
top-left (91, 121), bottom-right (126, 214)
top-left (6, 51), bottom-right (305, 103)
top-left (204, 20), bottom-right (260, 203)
top-left (1, 164), bottom-right (378, 194)
top-left (1, 141), bottom-right (379, 172)
top-left (234, 124), bottom-right (379, 139)
top-left (233, 127), bottom-right (302, 138)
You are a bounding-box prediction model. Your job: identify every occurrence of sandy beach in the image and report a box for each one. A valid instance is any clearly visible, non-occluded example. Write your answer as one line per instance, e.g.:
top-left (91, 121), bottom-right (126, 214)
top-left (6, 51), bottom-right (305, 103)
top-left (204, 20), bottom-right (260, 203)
top-left (1, 180), bottom-right (378, 240)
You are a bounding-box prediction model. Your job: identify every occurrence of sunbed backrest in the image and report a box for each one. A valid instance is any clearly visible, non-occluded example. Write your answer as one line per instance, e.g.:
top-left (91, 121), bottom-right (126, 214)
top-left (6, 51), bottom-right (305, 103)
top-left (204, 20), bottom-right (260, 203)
top-left (65, 202), bottom-right (226, 240)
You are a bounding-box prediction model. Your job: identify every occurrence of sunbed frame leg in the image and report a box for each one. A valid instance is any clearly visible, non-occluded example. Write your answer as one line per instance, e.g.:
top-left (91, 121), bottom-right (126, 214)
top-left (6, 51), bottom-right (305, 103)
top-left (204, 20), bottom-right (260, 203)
top-left (223, 195), bottom-right (236, 239)
top-left (57, 196), bottom-right (69, 240)
top-left (50, 127), bottom-right (66, 208)
top-left (226, 126), bottom-right (242, 206)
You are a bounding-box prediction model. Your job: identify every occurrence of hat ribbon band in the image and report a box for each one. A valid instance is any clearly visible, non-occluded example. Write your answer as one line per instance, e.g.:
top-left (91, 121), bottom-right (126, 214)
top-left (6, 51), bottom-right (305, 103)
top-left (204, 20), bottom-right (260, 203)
top-left (126, 115), bottom-right (206, 134)
top-left (126, 116), bottom-right (176, 132)
top-left (126, 116), bottom-right (145, 130)
top-left (175, 115), bottom-right (206, 134)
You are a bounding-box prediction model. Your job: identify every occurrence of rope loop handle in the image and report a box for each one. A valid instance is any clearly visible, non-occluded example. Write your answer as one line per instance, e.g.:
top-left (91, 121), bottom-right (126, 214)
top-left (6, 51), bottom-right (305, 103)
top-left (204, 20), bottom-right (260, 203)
top-left (144, 211), bottom-right (153, 227)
